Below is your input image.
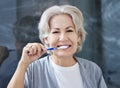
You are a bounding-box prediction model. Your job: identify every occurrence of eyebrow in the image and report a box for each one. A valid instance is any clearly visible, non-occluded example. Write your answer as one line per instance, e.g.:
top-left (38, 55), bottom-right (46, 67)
top-left (52, 26), bottom-right (74, 30)
top-left (66, 26), bottom-right (74, 29)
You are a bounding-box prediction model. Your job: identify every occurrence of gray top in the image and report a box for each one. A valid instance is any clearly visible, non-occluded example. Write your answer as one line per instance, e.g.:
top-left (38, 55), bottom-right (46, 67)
top-left (24, 56), bottom-right (107, 88)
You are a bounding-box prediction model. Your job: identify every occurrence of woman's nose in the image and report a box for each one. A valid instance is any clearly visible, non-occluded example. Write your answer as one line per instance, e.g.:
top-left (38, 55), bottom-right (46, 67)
top-left (59, 33), bottom-right (68, 41)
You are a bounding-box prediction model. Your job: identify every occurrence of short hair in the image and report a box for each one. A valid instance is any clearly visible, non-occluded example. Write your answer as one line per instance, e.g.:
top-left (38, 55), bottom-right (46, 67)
top-left (38, 5), bottom-right (86, 52)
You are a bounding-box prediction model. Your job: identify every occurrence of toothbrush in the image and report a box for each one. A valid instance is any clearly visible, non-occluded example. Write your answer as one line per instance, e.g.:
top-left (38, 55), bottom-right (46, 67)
top-left (47, 46), bottom-right (68, 51)
top-left (27, 46), bottom-right (68, 54)
top-left (47, 47), bottom-right (57, 50)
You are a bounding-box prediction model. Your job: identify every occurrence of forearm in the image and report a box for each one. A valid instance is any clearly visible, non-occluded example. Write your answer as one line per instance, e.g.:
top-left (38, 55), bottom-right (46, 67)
top-left (7, 43), bottom-right (45, 88)
top-left (7, 61), bottom-right (29, 88)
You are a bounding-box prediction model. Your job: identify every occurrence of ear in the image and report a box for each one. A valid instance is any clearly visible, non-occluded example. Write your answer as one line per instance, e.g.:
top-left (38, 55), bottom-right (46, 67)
top-left (77, 33), bottom-right (82, 42)
top-left (78, 34), bottom-right (80, 40)
top-left (43, 37), bottom-right (49, 45)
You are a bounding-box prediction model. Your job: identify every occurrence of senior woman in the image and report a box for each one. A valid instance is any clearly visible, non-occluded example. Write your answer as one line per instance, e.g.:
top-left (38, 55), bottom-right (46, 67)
top-left (7, 5), bottom-right (107, 88)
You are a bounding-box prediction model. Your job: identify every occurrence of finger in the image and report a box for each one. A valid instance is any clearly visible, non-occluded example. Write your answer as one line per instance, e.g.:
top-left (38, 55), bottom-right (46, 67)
top-left (27, 44), bottom-right (41, 56)
top-left (24, 43), bottom-right (46, 56)
top-left (25, 43), bottom-right (32, 53)
top-left (23, 46), bottom-right (31, 56)
top-left (36, 44), bottom-right (44, 52)
top-left (30, 45), bottom-right (38, 55)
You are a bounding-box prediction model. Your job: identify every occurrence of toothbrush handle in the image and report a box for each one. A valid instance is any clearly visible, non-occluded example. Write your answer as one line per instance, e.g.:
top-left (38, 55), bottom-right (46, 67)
top-left (47, 47), bottom-right (57, 50)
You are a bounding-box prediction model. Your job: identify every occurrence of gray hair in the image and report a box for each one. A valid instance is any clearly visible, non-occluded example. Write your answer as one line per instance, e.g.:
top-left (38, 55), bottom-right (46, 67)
top-left (38, 5), bottom-right (87, 52)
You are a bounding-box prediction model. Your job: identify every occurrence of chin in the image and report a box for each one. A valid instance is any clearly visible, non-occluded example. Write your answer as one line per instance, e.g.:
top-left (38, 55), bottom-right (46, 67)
top-left (56, 53), bottom-right (73, 57)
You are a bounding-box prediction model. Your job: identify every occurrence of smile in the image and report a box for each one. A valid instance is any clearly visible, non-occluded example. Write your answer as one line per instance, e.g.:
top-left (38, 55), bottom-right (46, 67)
top-left (57, 45), bottom-right (70, 49)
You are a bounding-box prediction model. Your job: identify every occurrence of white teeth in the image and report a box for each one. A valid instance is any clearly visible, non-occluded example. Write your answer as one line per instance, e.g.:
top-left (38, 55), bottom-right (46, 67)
top-left (57, 45), bottom-right (69, 49)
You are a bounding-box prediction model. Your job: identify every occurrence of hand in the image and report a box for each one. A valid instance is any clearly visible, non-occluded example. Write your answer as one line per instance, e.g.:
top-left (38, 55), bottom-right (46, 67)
top-left (20, 43), bottom-right (46, 66)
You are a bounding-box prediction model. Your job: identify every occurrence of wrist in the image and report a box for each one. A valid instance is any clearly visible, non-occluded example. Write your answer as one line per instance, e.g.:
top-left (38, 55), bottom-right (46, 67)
top-left (18, 60), bottom-right (29, 69)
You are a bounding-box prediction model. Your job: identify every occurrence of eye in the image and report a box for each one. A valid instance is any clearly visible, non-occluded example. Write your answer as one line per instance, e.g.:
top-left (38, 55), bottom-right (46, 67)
top-left (66, 29), bottom-right (74, 32)
top-left (52, 31), bottom-right (59, 34)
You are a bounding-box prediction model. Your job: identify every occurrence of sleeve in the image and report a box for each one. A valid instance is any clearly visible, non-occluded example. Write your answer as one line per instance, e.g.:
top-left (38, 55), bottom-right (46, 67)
top-left (94, 64), bottom-right (108, 88)
top-left (24, 65), bottom-right (33, 88)
top-left (84, 59), bottom-right (108, 88)
top-left (88, 60), bottom-right (108, 88)
top-left (98, 72), bottom-right (108, 88)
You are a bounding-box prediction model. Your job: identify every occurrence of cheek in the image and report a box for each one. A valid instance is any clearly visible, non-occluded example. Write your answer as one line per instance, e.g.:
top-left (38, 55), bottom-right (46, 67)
top-left (48, 36), bottom-right (58, 46)
top-left (71, 35), bottom-right (79, 43)
top-left (71, 35), bottom-right (79, 47)
top-left (73, 40), bottom-right (78, 48)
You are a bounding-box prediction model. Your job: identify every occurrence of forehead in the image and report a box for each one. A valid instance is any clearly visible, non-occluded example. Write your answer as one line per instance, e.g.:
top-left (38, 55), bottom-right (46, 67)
top-left (50, 14), bottom-right (72, 22)
top-left (49, 14), bottom-right (75, 28)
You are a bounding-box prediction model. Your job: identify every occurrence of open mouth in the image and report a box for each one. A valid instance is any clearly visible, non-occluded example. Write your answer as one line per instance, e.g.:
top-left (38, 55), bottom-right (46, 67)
top-left (57, 45), bottom-right (71, 49)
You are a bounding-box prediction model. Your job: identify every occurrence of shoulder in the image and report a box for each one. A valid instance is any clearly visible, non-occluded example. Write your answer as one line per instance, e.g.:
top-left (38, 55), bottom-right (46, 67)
top-left (76, 57), bottom-right (102, 74)
top-left (76, 57), bottom-right (104, 86)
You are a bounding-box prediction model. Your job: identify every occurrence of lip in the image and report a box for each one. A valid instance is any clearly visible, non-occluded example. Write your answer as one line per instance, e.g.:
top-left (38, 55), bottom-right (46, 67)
top-left (57, 45), bottom-right (71, 49)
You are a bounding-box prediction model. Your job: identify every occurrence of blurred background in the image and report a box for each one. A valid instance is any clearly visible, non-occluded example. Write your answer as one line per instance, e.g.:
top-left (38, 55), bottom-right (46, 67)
top-left (0, 0), bottom-right (120, 88)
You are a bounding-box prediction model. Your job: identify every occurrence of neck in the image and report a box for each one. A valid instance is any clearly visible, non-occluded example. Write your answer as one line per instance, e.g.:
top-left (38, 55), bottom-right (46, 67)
top-left (50, 55), bottom-right (77, 67)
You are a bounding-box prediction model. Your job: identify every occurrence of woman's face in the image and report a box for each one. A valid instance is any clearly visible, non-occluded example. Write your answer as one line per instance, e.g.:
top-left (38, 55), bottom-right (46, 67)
top-left (45, 14), bottom-right (81, 57)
